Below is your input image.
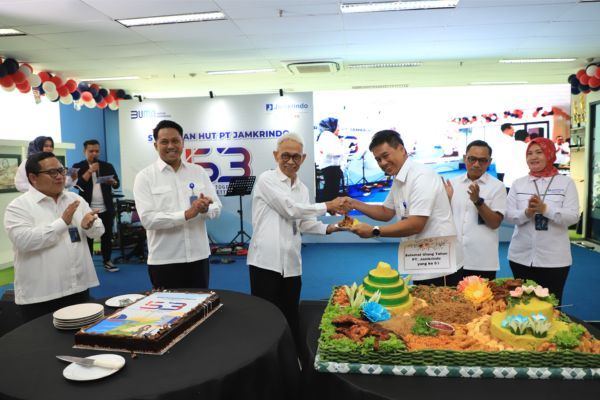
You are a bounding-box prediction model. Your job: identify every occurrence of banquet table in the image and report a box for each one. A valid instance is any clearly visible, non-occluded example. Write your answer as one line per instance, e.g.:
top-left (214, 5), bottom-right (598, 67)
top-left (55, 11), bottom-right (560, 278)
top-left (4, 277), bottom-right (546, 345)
top-left (299, 300), bottom-right (600, 400)
top-left (0, 290), bottom-right (300, 400)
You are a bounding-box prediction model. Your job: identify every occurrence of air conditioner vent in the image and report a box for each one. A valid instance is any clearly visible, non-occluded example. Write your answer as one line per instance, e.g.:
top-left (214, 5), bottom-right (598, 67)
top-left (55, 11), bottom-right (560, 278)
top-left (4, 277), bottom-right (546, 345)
top-left (286, 61), bottom-right (340, 75)
top-left (352, 84), bottom-right (409, 89)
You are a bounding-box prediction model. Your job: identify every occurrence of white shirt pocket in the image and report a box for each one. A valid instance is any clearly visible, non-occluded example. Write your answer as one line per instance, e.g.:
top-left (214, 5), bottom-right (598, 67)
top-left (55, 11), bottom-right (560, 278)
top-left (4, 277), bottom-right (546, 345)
top-left (150, 185), bottom-right (173, 210)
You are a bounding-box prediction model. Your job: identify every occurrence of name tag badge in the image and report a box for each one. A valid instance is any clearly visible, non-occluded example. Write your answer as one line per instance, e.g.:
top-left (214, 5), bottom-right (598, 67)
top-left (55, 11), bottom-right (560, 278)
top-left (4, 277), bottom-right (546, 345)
top-left (68, 226), bottom-right (81, 242)
top-left (534, 213), bottom-right (549, 231)
top-left (189, 195), bottom-right (198, 206)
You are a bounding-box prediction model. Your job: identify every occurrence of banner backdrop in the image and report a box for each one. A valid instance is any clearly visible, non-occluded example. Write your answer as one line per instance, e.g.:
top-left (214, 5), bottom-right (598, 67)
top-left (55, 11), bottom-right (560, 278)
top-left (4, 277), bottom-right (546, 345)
top-left (118, 92), bottom-right (314, 243)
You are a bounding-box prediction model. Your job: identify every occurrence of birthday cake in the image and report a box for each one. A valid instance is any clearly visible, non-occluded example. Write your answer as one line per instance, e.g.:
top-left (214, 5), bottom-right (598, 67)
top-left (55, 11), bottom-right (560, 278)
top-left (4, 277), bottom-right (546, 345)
top-left (317, 268), bottom-right (600, 379)
top-left (75, 290), bottom-right (222, 354)
top-left (362, 262), bottom-right (412, 312)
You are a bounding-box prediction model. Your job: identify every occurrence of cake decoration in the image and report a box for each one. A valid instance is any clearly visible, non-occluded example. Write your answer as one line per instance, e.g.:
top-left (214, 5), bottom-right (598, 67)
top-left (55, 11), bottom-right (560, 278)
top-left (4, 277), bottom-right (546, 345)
top-left (362, 261), bottom-right (413, 312)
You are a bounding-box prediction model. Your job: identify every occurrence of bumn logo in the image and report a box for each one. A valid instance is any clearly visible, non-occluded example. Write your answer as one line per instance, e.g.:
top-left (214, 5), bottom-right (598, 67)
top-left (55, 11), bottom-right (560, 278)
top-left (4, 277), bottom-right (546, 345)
top-left (130, 110), bottom-right (156, 119)
top-left (265, 104), bottom-right (274, 111)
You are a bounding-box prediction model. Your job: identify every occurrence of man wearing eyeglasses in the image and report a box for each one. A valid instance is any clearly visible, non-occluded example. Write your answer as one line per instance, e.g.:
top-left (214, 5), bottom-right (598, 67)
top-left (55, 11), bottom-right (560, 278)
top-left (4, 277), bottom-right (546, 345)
top-left (73, 139), bottom-right (120, 272)
top-left (4, 152), bottom-right (103, 322)
top-left (443, 140), bottom-right (507, 281)
top-left (247, 132), bottom-right (347, 349)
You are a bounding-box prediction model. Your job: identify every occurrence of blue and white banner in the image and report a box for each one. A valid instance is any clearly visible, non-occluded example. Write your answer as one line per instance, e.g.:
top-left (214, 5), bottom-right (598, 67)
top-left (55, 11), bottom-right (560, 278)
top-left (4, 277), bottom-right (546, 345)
top-left (118, 93), bottom-right (314, 242)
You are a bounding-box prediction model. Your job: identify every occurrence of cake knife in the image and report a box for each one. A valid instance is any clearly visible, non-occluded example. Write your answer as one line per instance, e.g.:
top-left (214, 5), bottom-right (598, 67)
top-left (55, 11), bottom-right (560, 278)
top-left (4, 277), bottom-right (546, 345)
top-left (56, 355), bottom-right (123, 370)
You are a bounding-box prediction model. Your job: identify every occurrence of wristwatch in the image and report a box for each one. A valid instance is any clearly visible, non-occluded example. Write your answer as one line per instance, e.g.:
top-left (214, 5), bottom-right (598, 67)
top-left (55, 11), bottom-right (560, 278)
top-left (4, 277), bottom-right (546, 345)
top-left (474, 197), bottom-right (484, 207)
top-left (372, 226), bottom-right (381, 237)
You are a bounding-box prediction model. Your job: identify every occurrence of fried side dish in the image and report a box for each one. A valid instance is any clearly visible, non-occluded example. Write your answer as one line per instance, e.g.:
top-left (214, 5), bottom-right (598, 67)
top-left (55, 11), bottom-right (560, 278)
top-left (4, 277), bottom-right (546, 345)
top-left (337, 215), bottom-right (355, 228)
top-left (331, 315), bottom-right (392, 351)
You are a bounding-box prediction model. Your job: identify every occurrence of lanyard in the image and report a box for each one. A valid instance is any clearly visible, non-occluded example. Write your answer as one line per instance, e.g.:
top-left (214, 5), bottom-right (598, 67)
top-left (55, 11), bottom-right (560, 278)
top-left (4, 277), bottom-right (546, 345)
top-left (533, 175), bottom-right (556, 202)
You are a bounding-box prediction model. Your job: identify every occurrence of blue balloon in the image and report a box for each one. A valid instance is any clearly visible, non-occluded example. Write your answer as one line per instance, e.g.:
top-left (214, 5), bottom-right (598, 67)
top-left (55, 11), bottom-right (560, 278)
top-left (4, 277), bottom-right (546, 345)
top-left (94, 94), bottom-right (103, 103)
top-left (567, 74), bottom-right (577, 85)
top-left (78, 82), bottom-right (89, 92)
top-left (38, 85), bottom-right (45, 95)
top-left (99, 88), bottom-right (108, 97)
top-left (571, 87), bottom-right (580, 95)
top-left (71, 90), bottom-right (81, 101)
top-left (3, 58), bottom-right (19, 74)
top-left (89, 87), bottom-right (98, 97)
top-left (0, 64), bottom-right (6, 78)
top-left (116, 89), bottom-right (125, 98)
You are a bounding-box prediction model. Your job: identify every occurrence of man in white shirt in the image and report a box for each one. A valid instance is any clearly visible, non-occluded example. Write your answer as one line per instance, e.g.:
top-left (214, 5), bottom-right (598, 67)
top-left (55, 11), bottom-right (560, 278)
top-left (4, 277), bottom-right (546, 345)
top-left (73, 140), bottom-right (120, 272)
top-left (4, 152), bottom-right (103, 322)
top-left (443, 140), bottom-right (507, 282)
top-left (348, 130), bottom-right (458, 286)
top-left (316, 117), bottom-right (346, 201)
top-left (134, 120), bottom-right (222, 289)
top-left (247, 132), bottom-right (346, 347)
top-left (494, 123), bottom-right (515, 185)
top-left (554, 135), bottom-right (570, 165)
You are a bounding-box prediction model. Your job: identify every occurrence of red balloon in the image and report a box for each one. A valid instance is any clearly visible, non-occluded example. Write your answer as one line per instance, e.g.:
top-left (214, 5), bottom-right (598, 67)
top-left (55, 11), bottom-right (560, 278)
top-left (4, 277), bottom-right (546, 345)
top-left (15, 80), bottom-right (30, 90)
top-left (580, 74), bottom-right (590, 85)
top-left (576, 69), bottom-right (586, 80)
top-left (57, 86), bottom-right (69, 97)
top-left (596, 68), bottom-right (600, 79)
top-left (0, 75), bottom-right (14, 87)
top-left (90, 83), bottom-right (100, 91)
top-left (21, 63), bottom-right (33, 73)
top-left (51, 75), bottom-right (63, 88)
top-left (81, 91), bottom-right (93, 102)
top-left (589, 77), bottom-right (600, 88)
top-left (97, 100), bottom-right (107, 109)
top-left (38, 71), bottom-right (51, 82)
top-left (65, 79), bottom-right (77, 93)
top-left (104, 94), bottom-right (114, 104)
top-left (17, 83), bottom-right (31, 93)
top-left (12, 70), bottom-right (27, 84)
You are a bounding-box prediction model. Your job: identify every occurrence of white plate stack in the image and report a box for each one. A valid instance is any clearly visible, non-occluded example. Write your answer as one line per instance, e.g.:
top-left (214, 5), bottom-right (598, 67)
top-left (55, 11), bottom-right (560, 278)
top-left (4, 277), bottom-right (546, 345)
top-left (53, 303), bottom-right (104, 330)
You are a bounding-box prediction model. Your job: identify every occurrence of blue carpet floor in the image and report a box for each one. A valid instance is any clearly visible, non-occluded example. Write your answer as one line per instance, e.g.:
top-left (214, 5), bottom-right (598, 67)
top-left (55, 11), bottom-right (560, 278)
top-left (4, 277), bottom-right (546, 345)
top-left (2, 243), bottom-right (598, 321)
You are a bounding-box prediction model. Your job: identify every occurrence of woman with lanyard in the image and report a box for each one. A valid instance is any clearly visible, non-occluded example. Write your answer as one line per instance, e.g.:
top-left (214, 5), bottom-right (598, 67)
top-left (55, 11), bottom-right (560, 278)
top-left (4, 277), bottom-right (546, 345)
top-left (505, 137), bottom-right (579, 303)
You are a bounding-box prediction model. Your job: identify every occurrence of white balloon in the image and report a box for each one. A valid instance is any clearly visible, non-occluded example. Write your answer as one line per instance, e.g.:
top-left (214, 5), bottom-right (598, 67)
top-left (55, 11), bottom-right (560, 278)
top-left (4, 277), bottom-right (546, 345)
top-left (2, 83), bottom-right (16, 92)
top-left (19, 65), bottom-right (32, 77)
top-left (84, 100), bottom-right (96, 108)
top-left (108, 102), bottom-right (119, 111)
top-left (28, 74), bottom-right (41, 87)
top-left (586, 64), bottom-right (598, 77)
top-left (59, 94), bottom-right (73, 104)
top-left (46, 91), bottom-right (59, 101)
top-left (42, 81), bottom-right (56, 93)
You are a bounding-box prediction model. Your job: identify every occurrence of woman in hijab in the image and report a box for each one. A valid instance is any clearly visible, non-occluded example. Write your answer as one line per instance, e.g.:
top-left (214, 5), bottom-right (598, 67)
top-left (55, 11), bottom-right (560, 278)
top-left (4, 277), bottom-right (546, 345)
top-left (14, 136), bottom-right (76, 192)
top-left (505, 137), bottom-right (579, 303)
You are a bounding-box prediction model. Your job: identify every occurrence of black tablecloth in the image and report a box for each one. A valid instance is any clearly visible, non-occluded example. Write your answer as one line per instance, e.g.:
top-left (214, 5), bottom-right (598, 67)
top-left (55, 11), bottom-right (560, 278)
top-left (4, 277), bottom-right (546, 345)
top-left (299, 300), bottom-right (600, 400)
top-left (0, 290), bottom-right (300, 400)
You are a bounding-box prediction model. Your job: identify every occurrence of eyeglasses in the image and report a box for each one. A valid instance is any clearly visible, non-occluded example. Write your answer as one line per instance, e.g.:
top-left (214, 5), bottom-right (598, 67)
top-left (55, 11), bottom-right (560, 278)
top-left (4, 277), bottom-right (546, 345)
top-left (280, 153), bottom-right (303, 163)
top-left (38, 167), bottom-right (67, 178)
top-left (466, 156), bottom-right (490, 164)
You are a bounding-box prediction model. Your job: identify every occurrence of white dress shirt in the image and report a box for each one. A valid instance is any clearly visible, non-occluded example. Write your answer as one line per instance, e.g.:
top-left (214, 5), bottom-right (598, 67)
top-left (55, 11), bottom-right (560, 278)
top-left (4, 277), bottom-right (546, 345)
top-left (506, 174), bottom-right (579, 267)
top-left (383, 158), bottom-right (459, 281)
top-left (133, 159), bottom-right (222, 265)
top-left (247, 168), bottom-right (328, 277)
top-left (449, 172), bottom-right (507, 271)
top-left (316, 130), bottom-right (345, 169)
top-left (4, 187), bottom-right (103, 305)
top-left (502, 140), bottom-right (529, 189)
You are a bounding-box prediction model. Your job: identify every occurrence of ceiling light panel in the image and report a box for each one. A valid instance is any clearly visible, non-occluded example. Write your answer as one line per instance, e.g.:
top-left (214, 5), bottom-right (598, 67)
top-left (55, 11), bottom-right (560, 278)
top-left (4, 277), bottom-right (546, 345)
top-left (117, 12), bottom-right (226, 27)
top-left (341, 1), bottom-right (460, 14)
top-left (348, 62), bottom-right (422, 69)
top-left (499, 58), bottom-right (576, 64)
top-left (80, 76), bottom-right (140, 82)
top-left (206, 68), bottom-right (275, 75)
top-left (0, 28), bottom-right (26, 36)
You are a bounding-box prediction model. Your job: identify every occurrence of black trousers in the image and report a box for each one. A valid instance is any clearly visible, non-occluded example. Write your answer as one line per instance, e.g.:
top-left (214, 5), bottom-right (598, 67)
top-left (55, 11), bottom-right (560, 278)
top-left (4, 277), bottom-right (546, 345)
top-left (18, 289), bottom-right (90, 323)
top-left (87, 211), bottom-right (114, 263)
top-left (509, 260), bottom-right (570, 304)
top-left (148, 258), bottom-right (210, 289)
top-left (321, 165), bottom-right (343, 202)
top-left (249, 265), bottom-right (302, 350)
top-left (415, 272), bottom-right (462, 287)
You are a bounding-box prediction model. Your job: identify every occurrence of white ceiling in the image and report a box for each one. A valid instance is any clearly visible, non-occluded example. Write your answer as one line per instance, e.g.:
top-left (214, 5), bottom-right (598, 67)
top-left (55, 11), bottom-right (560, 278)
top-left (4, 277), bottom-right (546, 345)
top-left (1, 0), bottom-right (599, 98)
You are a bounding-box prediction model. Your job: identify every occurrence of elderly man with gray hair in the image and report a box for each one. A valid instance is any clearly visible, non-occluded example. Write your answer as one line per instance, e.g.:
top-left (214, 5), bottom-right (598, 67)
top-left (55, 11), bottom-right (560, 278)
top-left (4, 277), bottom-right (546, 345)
top-left (247, 132), bottom-right (348, 349)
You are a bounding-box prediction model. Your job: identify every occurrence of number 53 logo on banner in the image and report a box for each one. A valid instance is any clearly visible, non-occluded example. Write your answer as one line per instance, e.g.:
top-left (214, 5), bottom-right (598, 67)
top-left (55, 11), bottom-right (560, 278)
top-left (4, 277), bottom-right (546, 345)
top-left (185, 147), bottom-right (251, 182)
